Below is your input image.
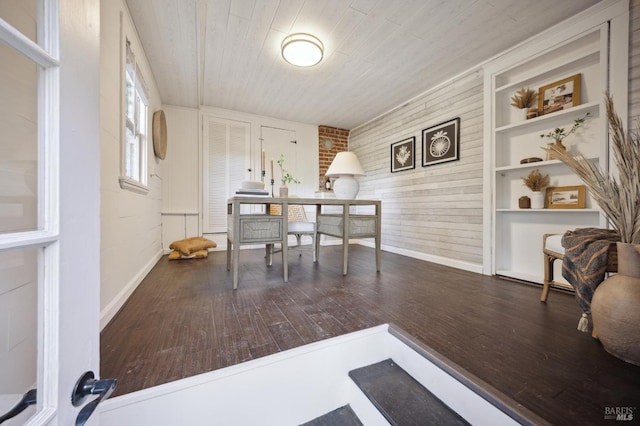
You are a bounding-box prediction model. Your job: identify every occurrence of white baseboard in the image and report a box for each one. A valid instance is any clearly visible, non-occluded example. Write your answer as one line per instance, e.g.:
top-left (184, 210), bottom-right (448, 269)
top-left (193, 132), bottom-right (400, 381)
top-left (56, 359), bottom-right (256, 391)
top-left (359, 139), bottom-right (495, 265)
top-left (100, 249), bottom-right (164, 330)
top-left (354, 240), bottom-right (483, 274)
top-left (198, 235), bottom-right (483, 274)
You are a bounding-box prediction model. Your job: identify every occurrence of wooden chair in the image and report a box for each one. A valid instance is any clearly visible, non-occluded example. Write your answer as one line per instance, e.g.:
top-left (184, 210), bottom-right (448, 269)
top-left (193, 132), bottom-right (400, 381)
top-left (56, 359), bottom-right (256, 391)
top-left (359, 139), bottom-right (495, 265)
top-left (541, 234), bottom-right (567, 302)
top-left (541, 233), bottom-right (618, 302)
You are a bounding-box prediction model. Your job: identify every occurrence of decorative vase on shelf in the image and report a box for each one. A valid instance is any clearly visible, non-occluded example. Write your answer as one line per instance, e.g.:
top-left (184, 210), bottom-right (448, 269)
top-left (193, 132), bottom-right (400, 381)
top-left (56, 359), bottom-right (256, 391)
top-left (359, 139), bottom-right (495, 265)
top-left (546, 140), bottom-right (567, 161)
top-left (530, 191), bottom-right (544, 209)
top-left (279, 184), bottom-right (288, 198)
top-left (520, 108), bottom-right (528, 121)
top-left (590, 242), bottom-right (640, 366)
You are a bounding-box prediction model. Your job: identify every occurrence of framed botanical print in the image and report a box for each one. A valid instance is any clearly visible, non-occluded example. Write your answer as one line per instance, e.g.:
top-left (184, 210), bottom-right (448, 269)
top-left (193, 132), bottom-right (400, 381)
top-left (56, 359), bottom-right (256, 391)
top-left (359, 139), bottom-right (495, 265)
top-left (391, 137), bottom-right (415, 173)
top-left (422, 118), bottom-right (460, 167)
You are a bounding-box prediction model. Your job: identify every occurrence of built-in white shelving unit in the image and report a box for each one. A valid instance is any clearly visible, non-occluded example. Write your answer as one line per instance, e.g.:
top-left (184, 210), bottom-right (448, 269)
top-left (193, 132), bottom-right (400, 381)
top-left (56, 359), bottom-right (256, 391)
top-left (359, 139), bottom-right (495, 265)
top-left (483, 0), bottom-right (629, 285)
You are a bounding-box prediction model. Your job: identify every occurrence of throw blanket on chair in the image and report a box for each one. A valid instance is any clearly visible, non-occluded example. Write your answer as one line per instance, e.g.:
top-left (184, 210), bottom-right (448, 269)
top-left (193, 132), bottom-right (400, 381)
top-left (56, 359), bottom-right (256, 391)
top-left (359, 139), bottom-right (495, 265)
top-left (561, 228), bottom-right (619, 331)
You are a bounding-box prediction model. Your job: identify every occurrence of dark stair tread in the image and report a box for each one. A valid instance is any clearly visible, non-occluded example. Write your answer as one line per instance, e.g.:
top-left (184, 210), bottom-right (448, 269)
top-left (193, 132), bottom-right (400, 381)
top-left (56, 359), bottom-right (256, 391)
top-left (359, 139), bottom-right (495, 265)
top-left (349, 359), bottom-right (469, 426)
top-left (300, 404), bottom-right (364, 426)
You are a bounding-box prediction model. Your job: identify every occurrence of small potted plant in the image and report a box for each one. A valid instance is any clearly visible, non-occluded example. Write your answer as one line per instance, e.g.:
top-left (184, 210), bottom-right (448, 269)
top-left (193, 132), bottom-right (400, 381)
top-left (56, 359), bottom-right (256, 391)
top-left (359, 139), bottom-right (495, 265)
top-left (276, 154), bottom-right (300, 197)
top-left (521, 169), bottom-right (550, 209)
top-left (540, 113), bottom-right (589, 159)
top-left (510, 87), bottom-right (538, 120)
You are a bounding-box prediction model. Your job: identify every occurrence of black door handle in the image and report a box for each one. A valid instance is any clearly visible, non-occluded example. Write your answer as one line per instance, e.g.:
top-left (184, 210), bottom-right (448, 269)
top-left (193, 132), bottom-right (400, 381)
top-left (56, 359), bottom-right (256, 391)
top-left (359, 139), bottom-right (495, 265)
top-left (72, 371), bottom-right (117, 426)
top-left (0, 388), bottom-right (36, 424)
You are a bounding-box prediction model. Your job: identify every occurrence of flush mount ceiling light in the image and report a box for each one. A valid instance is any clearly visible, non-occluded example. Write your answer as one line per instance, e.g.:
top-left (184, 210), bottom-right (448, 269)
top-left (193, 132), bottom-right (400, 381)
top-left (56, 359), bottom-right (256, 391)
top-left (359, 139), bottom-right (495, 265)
top-left (281, 33), bottom-right (324, 67)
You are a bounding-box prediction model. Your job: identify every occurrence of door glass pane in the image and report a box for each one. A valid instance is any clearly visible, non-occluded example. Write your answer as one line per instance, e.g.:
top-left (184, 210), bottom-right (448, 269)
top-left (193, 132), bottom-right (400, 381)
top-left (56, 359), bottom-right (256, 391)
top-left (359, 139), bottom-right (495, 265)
top-left (0, 0), bottom-right (38, 43)
top-left (0, 246), bottom-right (38, 424)
top-left (0, 41), bottom-right (39, 234)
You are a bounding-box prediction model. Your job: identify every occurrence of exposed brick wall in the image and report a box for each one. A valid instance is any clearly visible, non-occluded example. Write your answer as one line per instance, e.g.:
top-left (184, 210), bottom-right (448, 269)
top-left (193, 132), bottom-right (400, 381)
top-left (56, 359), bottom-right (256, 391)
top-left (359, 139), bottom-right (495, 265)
top-left (318, 125), bottom-right (350, 191)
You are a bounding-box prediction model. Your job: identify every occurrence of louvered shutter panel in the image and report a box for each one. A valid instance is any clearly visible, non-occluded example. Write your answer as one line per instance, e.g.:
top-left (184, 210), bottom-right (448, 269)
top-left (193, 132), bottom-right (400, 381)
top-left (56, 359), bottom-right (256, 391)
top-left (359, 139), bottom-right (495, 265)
top-left (202, 117), bottom-right (250, 233)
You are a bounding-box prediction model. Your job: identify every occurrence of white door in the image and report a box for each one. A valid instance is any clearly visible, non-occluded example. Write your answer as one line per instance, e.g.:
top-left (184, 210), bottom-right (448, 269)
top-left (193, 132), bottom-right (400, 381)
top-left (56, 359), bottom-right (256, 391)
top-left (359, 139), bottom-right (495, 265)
top-left (0, 0), bottom-right (103, 424)
top-left (260, 126), bottom-right (298, 189)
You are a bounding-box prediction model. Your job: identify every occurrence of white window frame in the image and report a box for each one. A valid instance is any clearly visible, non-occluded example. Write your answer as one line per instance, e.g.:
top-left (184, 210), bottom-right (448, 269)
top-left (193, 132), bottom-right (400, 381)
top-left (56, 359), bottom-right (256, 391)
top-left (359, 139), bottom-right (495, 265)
top-left (119, 33), bottom-right (149, 194)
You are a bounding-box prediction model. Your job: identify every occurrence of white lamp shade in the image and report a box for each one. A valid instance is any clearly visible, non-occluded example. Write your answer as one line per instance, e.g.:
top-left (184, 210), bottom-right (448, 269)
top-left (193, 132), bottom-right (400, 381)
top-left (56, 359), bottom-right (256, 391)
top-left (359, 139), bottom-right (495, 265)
top-left (325, 152), bottom-right (365, 177)
top-left (281, 33), bottom-right (324, 67)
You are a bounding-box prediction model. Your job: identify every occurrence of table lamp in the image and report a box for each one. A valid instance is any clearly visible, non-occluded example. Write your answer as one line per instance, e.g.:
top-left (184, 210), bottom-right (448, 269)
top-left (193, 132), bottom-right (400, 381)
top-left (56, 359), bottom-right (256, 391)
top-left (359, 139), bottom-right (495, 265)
top-left (325, 151), bottom-right (365, 199)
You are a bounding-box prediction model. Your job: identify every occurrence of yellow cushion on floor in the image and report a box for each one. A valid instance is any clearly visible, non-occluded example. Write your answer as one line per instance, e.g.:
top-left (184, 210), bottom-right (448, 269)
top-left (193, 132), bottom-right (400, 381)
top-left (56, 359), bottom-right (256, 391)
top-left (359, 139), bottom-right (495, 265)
top-left (168, 249), bottom-right (209, 260)
top-left (169, 237), bottom-right (216, 256)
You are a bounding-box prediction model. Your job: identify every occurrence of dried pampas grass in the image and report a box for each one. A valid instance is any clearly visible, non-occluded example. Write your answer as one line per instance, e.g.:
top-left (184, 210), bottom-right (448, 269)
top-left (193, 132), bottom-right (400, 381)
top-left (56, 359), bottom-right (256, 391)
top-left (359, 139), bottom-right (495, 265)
top-left (545, 94), bottom-right (640, 243)
top-left (522, 169), bottom-right (550, 192)
top-left (511, 87), bottom-right (538, 109)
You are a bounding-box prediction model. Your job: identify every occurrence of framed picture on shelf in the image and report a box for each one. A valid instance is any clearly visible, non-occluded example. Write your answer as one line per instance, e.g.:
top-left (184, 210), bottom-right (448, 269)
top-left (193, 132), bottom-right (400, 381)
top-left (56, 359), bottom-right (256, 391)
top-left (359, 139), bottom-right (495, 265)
top-left (545, 185), bottom-right (586, 209)
top-left (538, 74), bottom-right (581, 116)
top-left (422, 117), bottom-right (460, 167)
top-left (390, 137), bottom-right (415, 173)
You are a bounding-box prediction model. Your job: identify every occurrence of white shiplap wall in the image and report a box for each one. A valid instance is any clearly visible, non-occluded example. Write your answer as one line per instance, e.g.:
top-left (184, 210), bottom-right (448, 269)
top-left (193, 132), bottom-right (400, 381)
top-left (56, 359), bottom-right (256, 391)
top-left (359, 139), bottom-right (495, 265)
top-left (99, 0), bottom-right (164, 329)
top-left (349, 70), bottom-right (484, 272)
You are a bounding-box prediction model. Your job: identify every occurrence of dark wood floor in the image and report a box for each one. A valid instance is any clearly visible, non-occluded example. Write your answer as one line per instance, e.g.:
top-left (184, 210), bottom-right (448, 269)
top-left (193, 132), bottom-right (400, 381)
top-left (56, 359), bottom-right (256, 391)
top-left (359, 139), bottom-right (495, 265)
top-left (101, 245), bottom-right (640, 425)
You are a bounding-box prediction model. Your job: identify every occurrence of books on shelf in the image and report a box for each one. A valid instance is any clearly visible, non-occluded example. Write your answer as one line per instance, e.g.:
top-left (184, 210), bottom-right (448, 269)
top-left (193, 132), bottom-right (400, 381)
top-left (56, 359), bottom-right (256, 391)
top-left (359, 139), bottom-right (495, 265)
top-left (235, 189), bottom-right (270, 196)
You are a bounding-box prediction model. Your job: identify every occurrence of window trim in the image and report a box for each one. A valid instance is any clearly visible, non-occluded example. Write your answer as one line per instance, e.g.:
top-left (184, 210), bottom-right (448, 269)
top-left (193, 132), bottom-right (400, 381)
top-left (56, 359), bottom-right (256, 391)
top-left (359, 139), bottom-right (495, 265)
top-left (119, 21), bottom-right (149, 194)
top-left (118, 175), bottom-right (150, 194)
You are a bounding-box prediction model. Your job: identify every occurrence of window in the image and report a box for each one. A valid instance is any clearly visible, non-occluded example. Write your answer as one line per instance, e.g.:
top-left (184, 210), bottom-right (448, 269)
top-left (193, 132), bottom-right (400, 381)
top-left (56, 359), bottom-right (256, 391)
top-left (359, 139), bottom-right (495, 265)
top-left (120, 39), bottom-right (148, 193)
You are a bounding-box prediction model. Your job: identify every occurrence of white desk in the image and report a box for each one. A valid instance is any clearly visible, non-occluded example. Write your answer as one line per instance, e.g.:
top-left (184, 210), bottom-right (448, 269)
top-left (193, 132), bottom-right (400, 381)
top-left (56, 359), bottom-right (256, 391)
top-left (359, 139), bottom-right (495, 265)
top-left (226, 196), bottom-right (382, 289)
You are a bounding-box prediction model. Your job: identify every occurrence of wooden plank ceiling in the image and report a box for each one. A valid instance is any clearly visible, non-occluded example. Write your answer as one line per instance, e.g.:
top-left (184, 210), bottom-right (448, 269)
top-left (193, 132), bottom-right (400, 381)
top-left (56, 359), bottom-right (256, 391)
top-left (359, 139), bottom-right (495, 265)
top-left (125, 0), bottom-right (601, 129)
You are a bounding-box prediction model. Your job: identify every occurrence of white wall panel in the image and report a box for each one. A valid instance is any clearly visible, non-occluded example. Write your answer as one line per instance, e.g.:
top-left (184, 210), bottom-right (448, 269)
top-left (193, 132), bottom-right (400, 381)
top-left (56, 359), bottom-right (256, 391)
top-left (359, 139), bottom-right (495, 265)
top-left (350, 71), bottom-right (484, 270)
top-left (161, 105), bottom-right (199, 212)
top-left (99, 0), bottom-right (163, 329)
top-left (200, 106), bottom-right (319, 198)
top-left (162, 213), bottom-right (198, 251)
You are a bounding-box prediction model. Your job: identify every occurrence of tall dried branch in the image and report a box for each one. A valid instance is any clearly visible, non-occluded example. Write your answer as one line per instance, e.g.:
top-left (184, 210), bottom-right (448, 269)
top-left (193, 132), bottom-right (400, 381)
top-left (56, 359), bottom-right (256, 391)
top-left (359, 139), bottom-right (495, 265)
top-left (545, 94), bottom-right (640, 243)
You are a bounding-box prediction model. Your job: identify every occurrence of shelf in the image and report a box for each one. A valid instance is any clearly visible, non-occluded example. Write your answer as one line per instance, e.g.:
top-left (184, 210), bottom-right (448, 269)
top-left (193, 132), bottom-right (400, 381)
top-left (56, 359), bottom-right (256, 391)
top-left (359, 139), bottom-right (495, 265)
top-left (495, 156), bottom-right (598, 172)
top-left (487, 19), bottom-right (617, 287)
top-left (496, 208), bottom-right (600, 213)
top-left (495, 102), bottom-right (598, 134)
top-left (495, 47), bottom-right (600, 94)
top-left (496, 159), bottom-right (560, 172)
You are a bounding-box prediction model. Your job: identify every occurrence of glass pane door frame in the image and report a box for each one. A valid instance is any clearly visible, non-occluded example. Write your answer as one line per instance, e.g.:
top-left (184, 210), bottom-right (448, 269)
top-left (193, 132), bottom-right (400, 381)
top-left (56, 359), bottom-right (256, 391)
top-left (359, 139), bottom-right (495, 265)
top-left (0, 0), bottom-right (61, 423)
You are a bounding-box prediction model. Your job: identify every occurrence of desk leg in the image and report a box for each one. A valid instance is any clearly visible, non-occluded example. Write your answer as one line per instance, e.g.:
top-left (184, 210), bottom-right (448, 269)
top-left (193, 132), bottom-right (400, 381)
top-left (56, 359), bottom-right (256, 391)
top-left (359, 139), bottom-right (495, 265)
top-left (283, 202), bottom-right (288, 282)
top-left (233, 238), bottom-right (240, 290)
top-left (226, 239), bottom-right (231, 270)
top-left (376, 203), bottom-right (381, 272)
top-left (231, 200), bottom-right (241, 289)
top-left (266, 244), bottom-right (273, 266)
top-left (342, 204), bottom-right (350, 275)
top-left (315, 204), bottom-right (321, 263)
